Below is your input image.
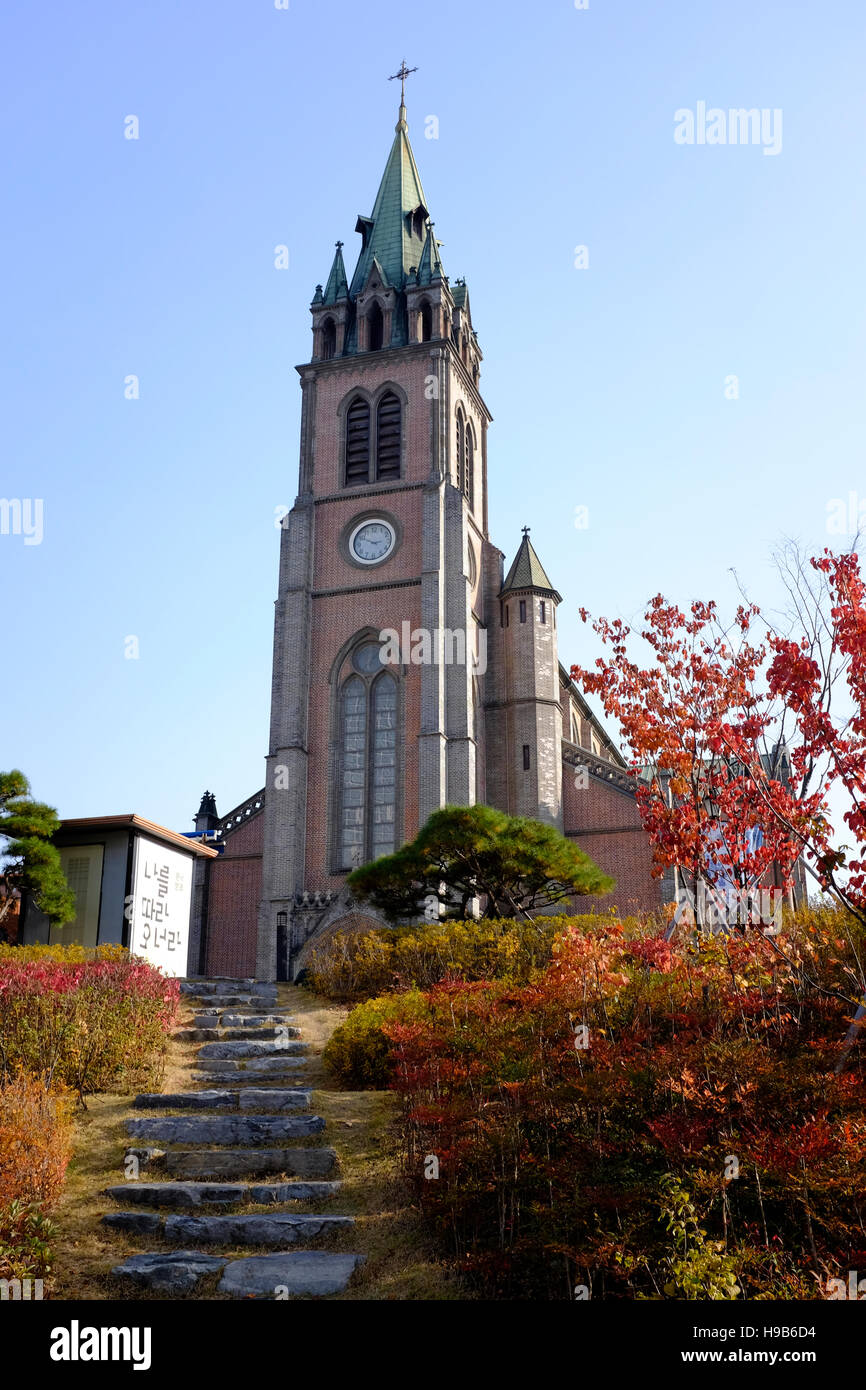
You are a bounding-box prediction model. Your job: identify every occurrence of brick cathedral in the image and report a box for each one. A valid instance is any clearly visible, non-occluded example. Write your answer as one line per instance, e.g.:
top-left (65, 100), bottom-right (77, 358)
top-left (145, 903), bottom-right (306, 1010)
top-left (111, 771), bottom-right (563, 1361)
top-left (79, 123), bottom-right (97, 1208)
top-left (188, 88), bottom-right (670, 982)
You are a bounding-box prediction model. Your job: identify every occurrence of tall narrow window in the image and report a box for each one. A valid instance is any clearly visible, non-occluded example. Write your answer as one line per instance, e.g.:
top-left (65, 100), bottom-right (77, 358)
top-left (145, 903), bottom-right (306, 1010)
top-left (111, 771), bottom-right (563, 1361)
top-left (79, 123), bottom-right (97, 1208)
top-left (519, 599), bottom-right (527, 624)
top-left (464, 424), bottom-right (474, 507)
top-left (540, 600), bottom-right (546, 624)
top-left (522, 744), bottom-right (531, 771)
top-left (376, 392), bottom-right (401, 480)
top-left (345, 397), bottom-right (370, 486)
top-left (367, 302), bottom-right (384, 352)
top-left (370, 674), bottom-right (397, 858)
top-left (339, 677), bottom-right (367, 867)
top-left (321, 318), bottom-right (336, 360)
top-left (456, 411), bottom-right (465, 491)
top-left (337, 650), bottom-right (400, 869)
top-left (420, 300), bottom-right (433, 342)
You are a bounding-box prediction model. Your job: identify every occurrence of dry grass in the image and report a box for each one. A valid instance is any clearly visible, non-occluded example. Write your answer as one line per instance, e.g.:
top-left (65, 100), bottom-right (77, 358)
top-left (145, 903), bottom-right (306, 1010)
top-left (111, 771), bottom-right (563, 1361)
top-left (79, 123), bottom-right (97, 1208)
top-left (49, 983), bottom-right (468, 1301)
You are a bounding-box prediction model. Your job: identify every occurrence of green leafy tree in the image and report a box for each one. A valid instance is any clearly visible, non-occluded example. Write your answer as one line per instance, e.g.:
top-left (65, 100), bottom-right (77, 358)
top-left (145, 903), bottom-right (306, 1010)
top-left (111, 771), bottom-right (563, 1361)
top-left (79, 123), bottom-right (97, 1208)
top-left (0, 771), bottom-right (76, 936)
top-left (348, 803), bottom-right (614, 922)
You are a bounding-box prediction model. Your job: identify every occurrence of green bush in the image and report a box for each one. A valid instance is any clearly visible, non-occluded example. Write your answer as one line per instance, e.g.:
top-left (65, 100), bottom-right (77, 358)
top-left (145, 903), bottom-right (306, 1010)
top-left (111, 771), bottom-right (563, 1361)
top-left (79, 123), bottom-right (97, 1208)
top-left (308, 915), bottom-right (634, 1003)
top-left (323, 990), bottom-right (427, 1089)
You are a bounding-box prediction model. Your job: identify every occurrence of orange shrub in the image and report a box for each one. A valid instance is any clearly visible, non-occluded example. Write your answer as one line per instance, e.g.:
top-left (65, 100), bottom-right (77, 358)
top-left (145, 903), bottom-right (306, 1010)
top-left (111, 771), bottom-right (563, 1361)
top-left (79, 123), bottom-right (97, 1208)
top-left (0, 1071), bottom-right (73, 1211)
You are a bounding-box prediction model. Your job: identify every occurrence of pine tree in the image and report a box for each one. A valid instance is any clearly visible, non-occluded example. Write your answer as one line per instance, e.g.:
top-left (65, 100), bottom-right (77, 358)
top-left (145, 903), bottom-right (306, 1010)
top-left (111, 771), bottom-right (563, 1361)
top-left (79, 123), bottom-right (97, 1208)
top-left (348, 803), bottom-right (614, 922)
top-left (0, 770), bottom-right (76, 935)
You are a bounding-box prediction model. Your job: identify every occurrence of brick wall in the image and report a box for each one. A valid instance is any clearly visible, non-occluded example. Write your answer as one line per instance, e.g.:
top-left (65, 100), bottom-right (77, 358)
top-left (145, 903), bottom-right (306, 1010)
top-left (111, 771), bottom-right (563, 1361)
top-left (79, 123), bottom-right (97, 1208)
top-left (204, 814), bottom-right (263, 978)
top-left (562, 764), bottom-right (663, 916)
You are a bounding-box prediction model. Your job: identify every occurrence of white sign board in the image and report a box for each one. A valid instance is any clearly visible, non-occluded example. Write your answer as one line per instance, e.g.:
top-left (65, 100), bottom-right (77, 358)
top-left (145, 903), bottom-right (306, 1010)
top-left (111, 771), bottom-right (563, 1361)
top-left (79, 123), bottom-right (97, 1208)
top-left (127, 834), bottom-right (193, 977)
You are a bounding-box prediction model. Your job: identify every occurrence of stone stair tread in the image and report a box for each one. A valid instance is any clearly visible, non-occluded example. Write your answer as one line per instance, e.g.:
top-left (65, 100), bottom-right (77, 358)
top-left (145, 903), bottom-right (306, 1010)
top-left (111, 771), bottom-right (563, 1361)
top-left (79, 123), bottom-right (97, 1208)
top-left (190, 1068), bottom-right (308, 1082)
top-left (133, 1090), bottom-right (311, 1112)
top-left (194, 1056), bottom-right (307, 1074)
top-left (219, 1251), bottom-right (364, 1298)
top-left (197, 1040), bottom-right (308, 1059)
top-left (103, 1211), bottom-right (354, 1245)
top-left (104, 1180), bottom-right (341, 1207)
top-left (192, 1014), bottom-right (295, 1028)
top-left (111, 1249), bottom-right (227, 1293)
top-left (110, 1248), bottom-right (363, 1297)
top-left (185, 997), bottom-right (278, 1010)
top-left (126, 1114), bottom-right (325, 1144)
top-left (152, 1147), bottom-right (338, 1178)
top-left (176, 1026), bottom-right (301, 1043)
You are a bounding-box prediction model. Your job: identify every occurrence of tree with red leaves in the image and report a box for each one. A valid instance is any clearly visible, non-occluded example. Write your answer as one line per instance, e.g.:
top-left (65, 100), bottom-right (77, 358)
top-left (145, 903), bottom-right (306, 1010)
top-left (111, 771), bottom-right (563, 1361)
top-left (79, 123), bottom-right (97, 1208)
top-left (571, 549), bottom-right (866, 1050)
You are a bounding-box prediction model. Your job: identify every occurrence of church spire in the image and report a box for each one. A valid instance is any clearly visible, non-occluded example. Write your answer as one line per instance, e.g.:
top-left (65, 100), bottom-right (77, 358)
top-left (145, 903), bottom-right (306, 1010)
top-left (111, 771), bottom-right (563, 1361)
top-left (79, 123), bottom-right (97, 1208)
top-left (501, 528), bottom-right (563, 602)
top-left (348, 65), bottom-right (432, 300)
top-left (322, 241), bottom-right (348, 305)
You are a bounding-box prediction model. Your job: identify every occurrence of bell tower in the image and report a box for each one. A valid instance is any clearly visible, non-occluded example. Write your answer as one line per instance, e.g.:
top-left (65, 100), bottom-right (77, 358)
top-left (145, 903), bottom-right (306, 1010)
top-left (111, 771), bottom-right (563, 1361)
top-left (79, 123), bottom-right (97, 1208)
top-left (257, 73), bottom-right (496, 979)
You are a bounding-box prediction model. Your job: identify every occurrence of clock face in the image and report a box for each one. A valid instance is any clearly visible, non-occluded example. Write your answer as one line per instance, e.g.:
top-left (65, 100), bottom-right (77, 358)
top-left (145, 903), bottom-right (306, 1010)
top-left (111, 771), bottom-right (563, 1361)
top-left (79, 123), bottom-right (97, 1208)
top-left (349, 519), bottom-right (395, 565)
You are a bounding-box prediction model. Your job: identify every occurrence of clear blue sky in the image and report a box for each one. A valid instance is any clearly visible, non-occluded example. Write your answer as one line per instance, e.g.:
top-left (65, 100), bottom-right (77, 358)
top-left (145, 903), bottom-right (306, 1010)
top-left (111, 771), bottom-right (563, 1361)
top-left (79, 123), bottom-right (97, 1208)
top-left (2, 0), bottom-right (864, 832)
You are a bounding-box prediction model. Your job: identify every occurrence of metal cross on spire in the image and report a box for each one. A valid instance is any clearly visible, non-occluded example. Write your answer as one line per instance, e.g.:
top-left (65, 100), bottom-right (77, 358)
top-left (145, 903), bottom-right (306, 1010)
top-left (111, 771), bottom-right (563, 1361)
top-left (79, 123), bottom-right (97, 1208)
top-left (389, 59), bottom-right (418, 106)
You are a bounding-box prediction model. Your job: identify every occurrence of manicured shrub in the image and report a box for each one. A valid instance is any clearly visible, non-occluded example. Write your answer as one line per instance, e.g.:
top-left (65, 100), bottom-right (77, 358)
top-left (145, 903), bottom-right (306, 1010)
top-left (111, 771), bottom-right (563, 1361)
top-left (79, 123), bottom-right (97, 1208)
top-left (0, 952), bottom-right (180, 1101)
top-left (307, 915), bottom-right (639, 1003)
top-left (323, 990), bottom-right (427, 1089)
top-left (0, 1072), bottom-right (73, 1283)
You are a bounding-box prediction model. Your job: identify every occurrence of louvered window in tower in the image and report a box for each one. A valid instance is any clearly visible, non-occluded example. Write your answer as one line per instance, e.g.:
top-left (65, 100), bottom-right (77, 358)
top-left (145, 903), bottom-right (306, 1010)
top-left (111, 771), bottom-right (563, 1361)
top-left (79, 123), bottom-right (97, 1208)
top-left (420, 300), bottom-right (433, 342)
top-left (456, 412), bottom-right (465, 491)
top-left (321, 318), bottom-right (336, 360)
top-left (376, 393), bottom-right (402, 480)
top-left (345, 398), bottom-right (371, 486)
top-left (367, 302), bottom-right (384, 351)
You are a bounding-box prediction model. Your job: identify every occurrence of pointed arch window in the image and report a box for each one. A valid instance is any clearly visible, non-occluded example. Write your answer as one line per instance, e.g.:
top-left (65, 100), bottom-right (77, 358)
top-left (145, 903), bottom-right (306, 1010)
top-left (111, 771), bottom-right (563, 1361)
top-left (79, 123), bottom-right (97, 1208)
top-left (464, 423), bottom-right (475, 508)
top-left (345, 397), bottom-right (371, 486)
top-left (376, 392), bottom-right (402, 480)
top-left (367, 302), bottom-right (384, 352)
top-left (337, 649), bottom-right (399, 869)
top-left (456, 410), bottom-right (474, 507)
top-left (419, 300), bottom-right (433, 342)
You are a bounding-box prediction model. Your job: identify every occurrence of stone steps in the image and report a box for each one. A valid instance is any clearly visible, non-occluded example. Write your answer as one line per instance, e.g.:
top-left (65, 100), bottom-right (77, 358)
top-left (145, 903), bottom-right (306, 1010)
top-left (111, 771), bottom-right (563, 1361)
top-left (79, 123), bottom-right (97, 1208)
top-left (175, 1025), bottom-right (301, 1043)
top-left (126, 1114), bottom-right (325, 1145)
top-left (189, 1069), bottom-right (309, 1086)
top-left (104, 1180), bottom-right (340, 1208)
top-left (106, 977), bottom-right (364, 1299)
top-left (194, 1039), bottom-right (309, 1056)
top-left (193, 1055), bottom-right (308, 1075)
top-left (180, 979), bottom-right (275, 996)
top-left (133, 1089), bottom-right (312, 1112)
top-left (130, 1146), bottom-right (339, 1179)
top-left (111, 1249), bottom-right (364, 1298)
top-left (186, 996), bottom-right (278, 1009)
top-left (192, 1013), bottom-right (295, 1028)
top-left (196, 1039), bottom-right (309, 1059)
top-left (104, 1210), bottom-right (354, 1246)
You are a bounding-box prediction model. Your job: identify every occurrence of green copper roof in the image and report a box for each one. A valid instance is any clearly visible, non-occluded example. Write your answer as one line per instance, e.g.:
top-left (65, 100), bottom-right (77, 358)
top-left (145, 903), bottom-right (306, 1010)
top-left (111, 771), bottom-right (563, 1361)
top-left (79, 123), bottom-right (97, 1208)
top-left (501, 531), bottom-right (562, 601)
top-left (416, 224), bottom-right (444, 285)
top-left (322, 244), bottom-right (349, 305)
top-left (348, 105), bottom-right (433, 297)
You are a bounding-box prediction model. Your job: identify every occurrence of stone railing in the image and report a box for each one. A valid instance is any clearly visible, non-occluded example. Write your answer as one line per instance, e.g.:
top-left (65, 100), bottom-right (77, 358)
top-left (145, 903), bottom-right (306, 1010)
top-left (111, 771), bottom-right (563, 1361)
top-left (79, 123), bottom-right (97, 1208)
top-left (215, 789), bottom-right (266, 840)
top-left (562, 742), bottom-right (637, 797)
